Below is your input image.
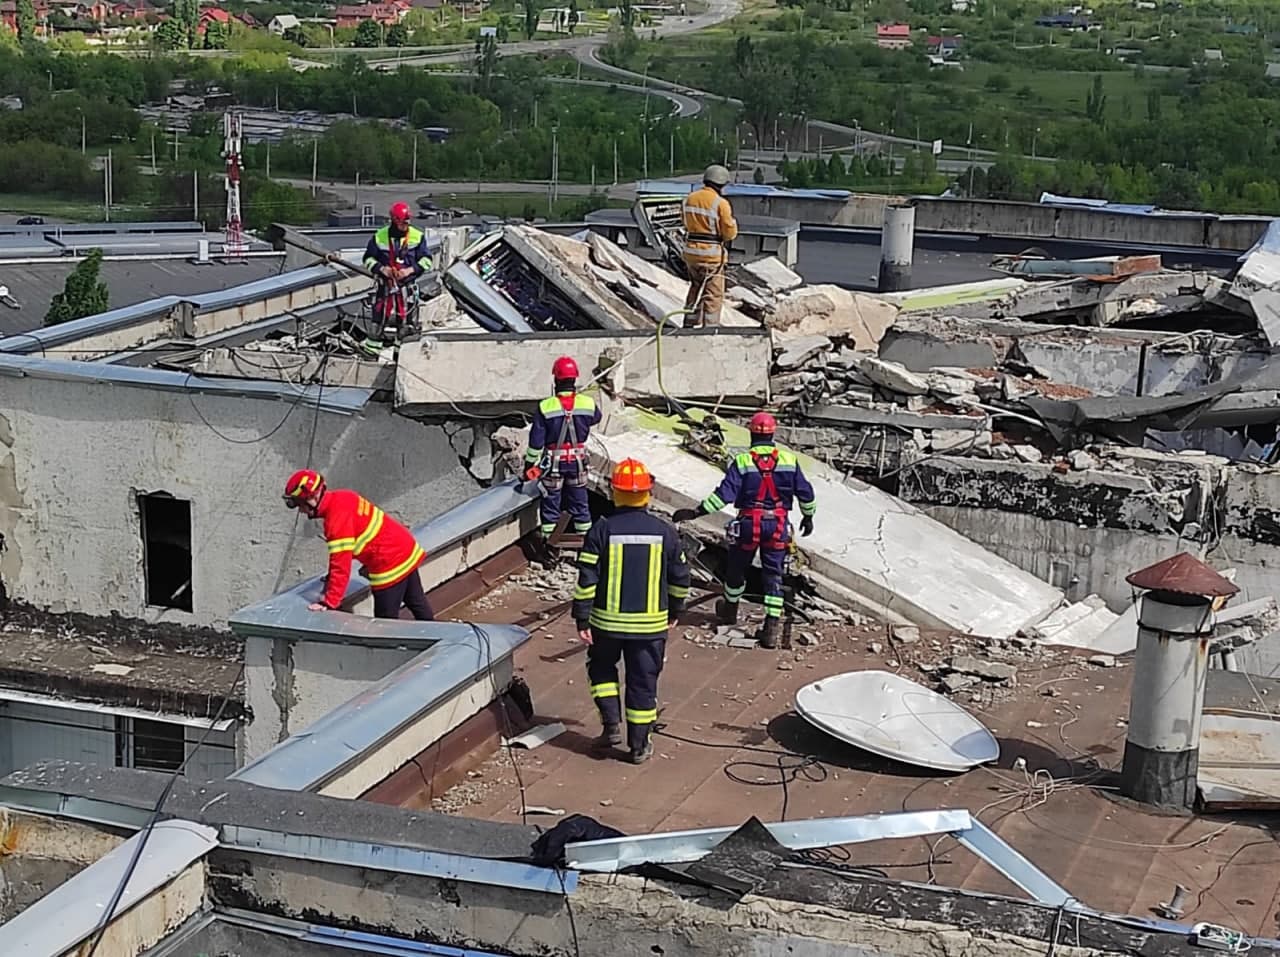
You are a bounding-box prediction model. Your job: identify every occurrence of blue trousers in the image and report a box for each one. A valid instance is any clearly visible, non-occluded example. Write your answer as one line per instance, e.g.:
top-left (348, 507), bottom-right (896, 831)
top-left (539, 460), bottom-right (591, 538)
top-left (587, 634), bottom-right (665, 752)
top-left (724, 514), bottom-right (788, 620)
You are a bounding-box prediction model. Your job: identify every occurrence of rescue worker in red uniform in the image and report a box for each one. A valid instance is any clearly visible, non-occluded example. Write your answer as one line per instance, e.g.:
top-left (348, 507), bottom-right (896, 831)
top-left (363, 201), bottom-right (433, 338)
top-left (574, 459), bottom-right (691, 764)
top-left (283, 469), bottom-right (433, 621)
top-left (524, 356), bottom-right (602, 542)
top-left (673, 412), bottom-right (816, 648)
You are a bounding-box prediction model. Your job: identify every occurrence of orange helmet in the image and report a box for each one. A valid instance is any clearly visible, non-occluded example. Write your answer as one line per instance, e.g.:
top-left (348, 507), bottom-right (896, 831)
top-left (749, 411), bottom-right (777, 435)
top-left (283, 469), bottom-right (325, 507)
top-left (611, 458), bottom-right (653, 493)
top-left (552, 355), bottom-right (579, 381)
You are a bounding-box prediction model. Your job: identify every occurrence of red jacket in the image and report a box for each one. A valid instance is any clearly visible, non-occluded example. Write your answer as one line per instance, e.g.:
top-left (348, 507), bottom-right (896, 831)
top-left (316, 489), bottom-right (426, 608)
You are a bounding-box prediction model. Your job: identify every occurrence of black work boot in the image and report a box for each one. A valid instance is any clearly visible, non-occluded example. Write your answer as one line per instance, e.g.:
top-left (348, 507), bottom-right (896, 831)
top-left (759, 617), bottom-right (782, 650)
top-left (597, 723), bottom-right (623, 748)
top-left (715, 598), bottom-right (739, 625)
top-left (630, 739), bottom-right (654, 764)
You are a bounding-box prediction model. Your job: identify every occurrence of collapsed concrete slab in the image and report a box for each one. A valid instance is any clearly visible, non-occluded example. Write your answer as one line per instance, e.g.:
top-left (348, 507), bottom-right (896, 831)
top-left (394, 328), bottom-right (771, 414)
top-left (588, 408), bottom-right (1105, 641)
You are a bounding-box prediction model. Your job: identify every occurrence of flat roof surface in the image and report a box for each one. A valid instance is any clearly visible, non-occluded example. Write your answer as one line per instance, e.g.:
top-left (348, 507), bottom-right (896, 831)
top-left (445, 578), bottom-right (1280, 936)
top-left (0, 257), bottom-right (284, 339)
top-left (0, 607), bottom-right (244, 718)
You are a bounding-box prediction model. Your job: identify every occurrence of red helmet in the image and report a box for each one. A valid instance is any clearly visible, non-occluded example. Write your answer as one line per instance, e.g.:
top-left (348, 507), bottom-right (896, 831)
top-left (611, 458), bottom-right (654, 492)
top-left (552, 355), bottom-right (579, 380)
top-left (749, 411), bottom-right (777, 435)
top-left (283, 469), bottom-right (325, 507)
top-left (390, 201), bottom-right (412, 224)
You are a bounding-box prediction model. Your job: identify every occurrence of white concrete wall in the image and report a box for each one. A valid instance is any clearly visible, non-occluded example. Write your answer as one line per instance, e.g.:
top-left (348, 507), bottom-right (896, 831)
top-left (243, 636), bottom-right (420, 760)
top-left (0, 377), bottom-right (481, 626)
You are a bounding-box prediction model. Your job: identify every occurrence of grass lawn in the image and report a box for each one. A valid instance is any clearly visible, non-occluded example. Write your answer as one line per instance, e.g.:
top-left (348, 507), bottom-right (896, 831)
top-left (0, 192), bottom-right (161, 223)
top-left (416, 190), bottom-right (630, 218)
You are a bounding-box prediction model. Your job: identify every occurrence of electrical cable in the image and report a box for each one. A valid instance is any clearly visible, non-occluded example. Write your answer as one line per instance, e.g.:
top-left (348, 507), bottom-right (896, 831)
top-left (652, 725), bottom-right (828, 823)
top-left (81, 661), bottom-right (246, 957)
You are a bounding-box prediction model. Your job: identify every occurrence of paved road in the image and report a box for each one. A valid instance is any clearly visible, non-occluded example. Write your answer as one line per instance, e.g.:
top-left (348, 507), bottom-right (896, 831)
top-left (277, 176), bottom-right (657, 203)
top-left (422, 69), bottom-right (703, 117)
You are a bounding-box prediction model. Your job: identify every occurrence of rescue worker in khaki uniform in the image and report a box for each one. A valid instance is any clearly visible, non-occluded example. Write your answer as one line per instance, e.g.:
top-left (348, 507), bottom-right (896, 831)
top-left (283, 469), bottom-right (433, 621)
top-left (674, 412), bottom-right (815, 649)
top-left (681, 164), bottom-right (739, 327)
top-left (524, 356), bottom-right (601, 542)
top-left (573, 459), bottom-right (691, 764)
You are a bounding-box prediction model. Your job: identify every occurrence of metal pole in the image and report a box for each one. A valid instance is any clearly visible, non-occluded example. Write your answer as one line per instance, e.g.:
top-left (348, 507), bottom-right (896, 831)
top-left (104, 150), bottom-right (111, 222)
top-left (355, 171), bottom-right (360, 211)
top-left (412, 134), bottom-right (418, 181)
top-left (311, 138), bottom-right (318, 195)
top-left (266, 142), bottom-right (271, 178)
top-left (613, 137), bottom-right (618, 185)
top-left (877, 204), bottom-right (915, 292)
top-left (193, 169), bottom-right (198, 220)
top-left (150, 132), bottom-right (156, 173)
top-left (643, 130), bottom-right (648, 180)
top-left (669, 130), bottom-right (674, 176)
top-left (81, 113), bottom-right (86, 155)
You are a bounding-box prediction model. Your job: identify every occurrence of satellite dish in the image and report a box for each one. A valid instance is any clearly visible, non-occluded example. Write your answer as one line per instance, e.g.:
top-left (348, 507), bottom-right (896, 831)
top-left (795, 671), bottom-right (999, 772)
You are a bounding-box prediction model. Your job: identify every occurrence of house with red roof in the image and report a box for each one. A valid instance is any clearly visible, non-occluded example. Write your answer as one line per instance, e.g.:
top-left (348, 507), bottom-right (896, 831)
top-left (876, 22), bottom-right (912, 49)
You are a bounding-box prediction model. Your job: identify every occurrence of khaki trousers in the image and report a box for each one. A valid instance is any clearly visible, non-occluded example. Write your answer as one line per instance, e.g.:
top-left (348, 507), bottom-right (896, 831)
top-left (683, 255), bottom-right (726, 326)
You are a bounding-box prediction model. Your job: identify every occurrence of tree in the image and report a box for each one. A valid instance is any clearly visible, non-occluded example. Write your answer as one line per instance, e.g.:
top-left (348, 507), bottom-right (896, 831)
top-left (521, 0), bottom-right (540, 40)
top-left (16, 0), bottom-right (36, 43)
top-left (1085, 74), bottom-right (1106, 125)
top-left (173, 0), bottom-right (198, 45)
top-left (354, 18), bottom-right (381, 46)
top-left (409, 98), bottom-right (433, 128)
top-left (474, 34), bottom-right (498, 91)
top-left (203, 20), bottom-right (228, 49)
top-left (1145, 89), bottom-right (1161, 123)
top-left (45, 249), bottom-right (109, 327)
top-left (618, 0), bottom-right (634, 28)
top-left (387, 22), bottom-right (408, 46)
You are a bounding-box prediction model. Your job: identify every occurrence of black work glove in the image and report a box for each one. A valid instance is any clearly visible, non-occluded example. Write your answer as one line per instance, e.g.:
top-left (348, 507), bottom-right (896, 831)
top-left (672, 507), bottom-right (701, 523)
top-left (800, 515), bottom-right (814, 537)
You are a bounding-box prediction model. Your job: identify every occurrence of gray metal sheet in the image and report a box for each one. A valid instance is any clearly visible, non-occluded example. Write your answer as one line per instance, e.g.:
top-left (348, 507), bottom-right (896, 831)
top-left (0, 352), bottom-right (372, 412)
top-left (951, 818), bottom-right (1074, 907)
top-left (222, 824), bottom-right (575, 895)
top-left (0, 819), bottom-right (217, 955)
top-left (230, 623), bottom-right (527, 792)
top-left (565, 809), bottom-right (973, 873)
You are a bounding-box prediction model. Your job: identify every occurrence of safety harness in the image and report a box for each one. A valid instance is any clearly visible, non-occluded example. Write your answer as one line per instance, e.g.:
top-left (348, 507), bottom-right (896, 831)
top-left (740, 449), bottom-right (789, 551)
top-left (375, 230), bottom-right (412, 326)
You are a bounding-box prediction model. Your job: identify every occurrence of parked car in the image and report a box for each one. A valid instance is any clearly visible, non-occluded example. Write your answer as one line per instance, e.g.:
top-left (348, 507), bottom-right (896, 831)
top-left (16, 216), bottom-right (43, 225)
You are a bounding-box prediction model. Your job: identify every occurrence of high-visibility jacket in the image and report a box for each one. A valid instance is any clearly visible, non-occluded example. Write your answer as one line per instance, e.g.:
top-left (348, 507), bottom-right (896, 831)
top-left (572, 507), bottom-right (691, 639)
top-left (525, 391), bottom-right (601, 468)
top-left (702, 444), bottom-right (817, 549)
top-left (682, 185), bottom-right (738, 263)
top-left (315, 489), bottom-right (426, 609)
top-left (363, 224), bottom-right (433, 278)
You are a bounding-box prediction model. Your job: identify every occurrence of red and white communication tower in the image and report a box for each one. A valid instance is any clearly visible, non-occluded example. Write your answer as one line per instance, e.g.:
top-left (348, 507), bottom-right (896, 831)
top-left (222, 111), bottom-right (247, 259)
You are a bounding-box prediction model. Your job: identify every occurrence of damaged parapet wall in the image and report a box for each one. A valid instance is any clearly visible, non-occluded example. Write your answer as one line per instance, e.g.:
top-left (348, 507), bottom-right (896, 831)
top-left (900, 448), bottom-right (1280, 669)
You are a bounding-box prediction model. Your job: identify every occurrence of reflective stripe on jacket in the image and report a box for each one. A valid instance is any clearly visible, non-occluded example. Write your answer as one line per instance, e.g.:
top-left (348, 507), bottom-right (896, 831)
top-left (316, 489), bottom-right (426, 607)
top-left (572, 507), bottom-right (691, 638)
top-left (682, 185), bottom-right (738, 261)
top-left (363, 224), bottom-right (433, 277)
top-left (702, 444), bottom-right (818, 517)
top-left (525, 392), bottom-right (601, 466)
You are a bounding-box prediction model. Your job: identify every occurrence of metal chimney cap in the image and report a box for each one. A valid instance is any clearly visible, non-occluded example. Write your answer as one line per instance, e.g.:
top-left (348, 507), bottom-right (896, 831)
top-left (1125, 552), bottom-right (1240, 598)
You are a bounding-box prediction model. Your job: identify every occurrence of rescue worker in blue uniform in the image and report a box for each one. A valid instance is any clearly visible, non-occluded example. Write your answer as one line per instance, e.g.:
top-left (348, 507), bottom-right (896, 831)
top-left (524, 355), bottom-right (602, 544)
top-left (363, 201), bottom-right (432, 339)
top-left (674, 411), bottom-right (816, 648)
top-left (573, 458), bottom-right (691, 764)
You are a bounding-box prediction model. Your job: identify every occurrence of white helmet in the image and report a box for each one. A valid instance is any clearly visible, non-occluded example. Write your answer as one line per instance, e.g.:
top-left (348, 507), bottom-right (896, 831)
top-left (703, 164), bottom-right (731, 187)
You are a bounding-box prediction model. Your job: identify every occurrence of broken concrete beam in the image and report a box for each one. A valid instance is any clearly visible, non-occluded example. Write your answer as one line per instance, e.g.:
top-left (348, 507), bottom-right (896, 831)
top-left (774, 335), bottom-right (833, 370)
top-left (852, 355), bottom-right (929, 395)
top-left (947, 655), bottom-right (1017, 682)
top-left (929, 429), bottom-right (992, 453)
top-left (770, 286), bottom-right (899, 351)
top-left (803, 403), bottom-right (989, 433)
top-left (740, 256), bottom-right (804, 293)
top-left (394, 329), bottom-right (771, 415)
top-left (590, 408), bottom-right (1067, 639)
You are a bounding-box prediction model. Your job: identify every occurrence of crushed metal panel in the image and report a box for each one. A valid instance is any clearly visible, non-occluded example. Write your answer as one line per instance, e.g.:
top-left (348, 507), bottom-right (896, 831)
top-left (950, 818), bottom-right (1075, 907)
top-left (1199, 670), bottom-right (1280, 810)
top-left (565, 809), bottom-right (972, 873)
top-left (221, 824), bottom-right (575, 895)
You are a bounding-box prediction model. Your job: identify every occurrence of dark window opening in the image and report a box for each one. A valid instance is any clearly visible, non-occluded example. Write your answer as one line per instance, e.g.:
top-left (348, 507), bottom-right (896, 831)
top-left (140, 493), bottom-right (193, 612)
top-left (114, 716), bottom-right (186, 772)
